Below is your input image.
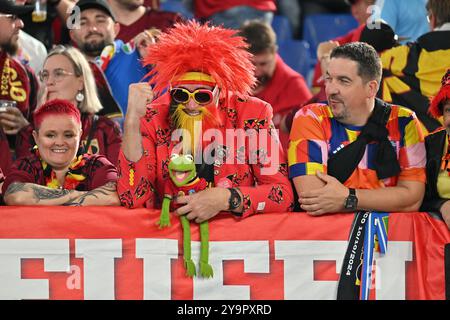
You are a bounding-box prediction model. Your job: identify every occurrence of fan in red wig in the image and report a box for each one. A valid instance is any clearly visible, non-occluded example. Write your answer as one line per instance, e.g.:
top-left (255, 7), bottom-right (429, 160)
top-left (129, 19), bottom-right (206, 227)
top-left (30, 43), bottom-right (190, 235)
top-left (117, 19), bottom-right (294, 259)
top-left (143, 20), bottom-right (257, 153)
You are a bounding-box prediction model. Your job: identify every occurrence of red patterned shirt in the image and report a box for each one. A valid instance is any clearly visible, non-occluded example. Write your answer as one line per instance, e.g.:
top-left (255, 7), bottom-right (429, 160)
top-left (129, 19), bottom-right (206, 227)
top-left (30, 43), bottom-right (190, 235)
top-left (117, 92), bottom-right (294, 217)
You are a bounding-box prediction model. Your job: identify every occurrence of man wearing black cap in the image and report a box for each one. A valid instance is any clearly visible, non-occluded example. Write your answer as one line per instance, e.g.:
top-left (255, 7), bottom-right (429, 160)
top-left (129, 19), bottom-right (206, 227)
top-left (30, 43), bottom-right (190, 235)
top-left (0, 0), bottom-right (32, 55)
top-left (0, 0), bottom-right (37, 175)
top-left (69, 0), bottom-right (155, 122)
top-left (70, 0), bottom-right (117, 60)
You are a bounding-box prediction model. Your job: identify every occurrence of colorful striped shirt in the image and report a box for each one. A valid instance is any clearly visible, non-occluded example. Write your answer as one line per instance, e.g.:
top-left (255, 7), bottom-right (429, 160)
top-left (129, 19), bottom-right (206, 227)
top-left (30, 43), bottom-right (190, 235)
top-left (288, 103), bottom-right (426, 189)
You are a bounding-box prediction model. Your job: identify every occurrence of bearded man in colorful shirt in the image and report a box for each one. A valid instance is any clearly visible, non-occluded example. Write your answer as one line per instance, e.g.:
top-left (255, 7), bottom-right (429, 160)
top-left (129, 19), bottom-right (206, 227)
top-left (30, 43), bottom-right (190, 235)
top-left (117, 21), bottom-right (293, 222)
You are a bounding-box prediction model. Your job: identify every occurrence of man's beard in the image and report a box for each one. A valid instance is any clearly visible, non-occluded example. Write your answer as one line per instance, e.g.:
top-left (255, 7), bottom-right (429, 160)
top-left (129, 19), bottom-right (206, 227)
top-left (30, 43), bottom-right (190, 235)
top-left (170, 103), bottom-right (222, 155)
top-left (81, 39), bottom-right (110, 58)
top-left (1, 40), bottom-right (19, 56)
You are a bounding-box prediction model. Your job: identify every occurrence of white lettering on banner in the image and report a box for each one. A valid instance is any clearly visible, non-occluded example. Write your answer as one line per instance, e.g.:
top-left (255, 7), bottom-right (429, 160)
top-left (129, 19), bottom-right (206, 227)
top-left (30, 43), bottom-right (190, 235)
top-left (0, 239), bottom-right (70, 300)
top-left (75, 239), bottom-right (122, 300)
top-left (192, 241), bottom-right (270, 300)
top-left (0, 239), bottom-right (415, 299)
top-left (136, 239), bottom-right (178, 300)
top-left (275, 240), bottom-right (413, 300)
top-left (275, 240), bottom-right (347, 300)
top-left (375, 241), bottom-right (412, 300)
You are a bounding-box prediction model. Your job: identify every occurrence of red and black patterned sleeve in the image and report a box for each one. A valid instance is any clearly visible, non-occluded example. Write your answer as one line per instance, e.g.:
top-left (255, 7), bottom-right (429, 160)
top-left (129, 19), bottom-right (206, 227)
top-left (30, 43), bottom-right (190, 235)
top-left (96, 117), bottom-right (123, 166)
top-left (117, 116), bottom-right (157, 209)
top-left (15, 124), bottom-right (35, 159)
top-left (1, 156), bottom-right (42, 195)
top-left (87, 155), bottom-right (119, 190)
top-left (237, 99), bottom-right (294, 217)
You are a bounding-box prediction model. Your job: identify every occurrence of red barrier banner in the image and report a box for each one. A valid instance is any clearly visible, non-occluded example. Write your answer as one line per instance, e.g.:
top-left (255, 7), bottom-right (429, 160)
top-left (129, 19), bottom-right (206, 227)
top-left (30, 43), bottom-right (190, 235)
top-left (0, 207), bottom-right (448, 300)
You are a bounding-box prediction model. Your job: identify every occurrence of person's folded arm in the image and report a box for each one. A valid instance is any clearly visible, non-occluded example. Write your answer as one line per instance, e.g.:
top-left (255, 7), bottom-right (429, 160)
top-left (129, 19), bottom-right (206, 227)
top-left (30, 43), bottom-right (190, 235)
top-left (4, 182), bottom-right (82, 206)
top-left (63, 182), bottom-right (120, 206)
top-left (356, 179), bottom-right (424, 212)
top-left (3, 181), bottom-right (120, 206)
top-left (294, 173), bottom-right (424, 214)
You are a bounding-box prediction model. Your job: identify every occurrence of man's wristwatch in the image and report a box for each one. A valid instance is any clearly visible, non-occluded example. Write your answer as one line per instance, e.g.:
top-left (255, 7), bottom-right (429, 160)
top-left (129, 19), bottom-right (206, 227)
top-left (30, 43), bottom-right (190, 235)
top-left (227, 188), bottom-right (242, 212)
top-left (344, 188), bottom-right (358, 210)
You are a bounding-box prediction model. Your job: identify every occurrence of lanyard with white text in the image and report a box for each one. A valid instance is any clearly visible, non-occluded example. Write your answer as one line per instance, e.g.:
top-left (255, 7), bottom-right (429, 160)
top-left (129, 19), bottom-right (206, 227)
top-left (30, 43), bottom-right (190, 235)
top-left (360, 212), bottom-right (389, 300)
top-left (337, 211), bottom-right (370, 300)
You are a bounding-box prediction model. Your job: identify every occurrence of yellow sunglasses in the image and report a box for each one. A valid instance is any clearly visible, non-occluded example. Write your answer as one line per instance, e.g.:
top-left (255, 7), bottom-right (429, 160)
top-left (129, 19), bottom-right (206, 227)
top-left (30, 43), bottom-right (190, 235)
top-left (170, 86), bottom-right (217, 105)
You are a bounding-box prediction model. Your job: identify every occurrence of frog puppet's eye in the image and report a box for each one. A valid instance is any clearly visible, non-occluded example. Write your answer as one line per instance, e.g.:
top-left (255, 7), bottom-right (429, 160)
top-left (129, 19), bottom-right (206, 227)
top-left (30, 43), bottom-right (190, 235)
top-left (170, 154), bottom-right (179, 160)
top-left (185, 154), bottom-right (194, 162)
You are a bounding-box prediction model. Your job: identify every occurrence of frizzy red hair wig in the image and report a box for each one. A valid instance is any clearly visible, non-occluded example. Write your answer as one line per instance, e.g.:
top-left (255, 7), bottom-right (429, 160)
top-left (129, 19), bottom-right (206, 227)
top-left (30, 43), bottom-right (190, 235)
top-left (143, 20), bottom-right (256, 97)
top-left (34, 99), bottom-right (81, 129)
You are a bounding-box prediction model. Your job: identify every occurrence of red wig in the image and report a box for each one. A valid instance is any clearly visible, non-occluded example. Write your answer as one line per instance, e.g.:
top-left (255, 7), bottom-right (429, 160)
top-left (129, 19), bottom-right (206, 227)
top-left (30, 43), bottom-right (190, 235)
top-left (429, 69), bottom-right (450, 118)
top-left (34, 99), bottom-right (81, 129)
top-left (143, 20), bottom-right (256, 97)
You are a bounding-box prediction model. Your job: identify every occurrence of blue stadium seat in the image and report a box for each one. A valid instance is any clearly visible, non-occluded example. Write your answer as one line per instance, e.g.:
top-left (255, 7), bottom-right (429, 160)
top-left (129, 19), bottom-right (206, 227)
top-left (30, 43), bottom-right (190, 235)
top-left (271, 15), bottom-right (293, 43)
top-left (278, 40), bottom-right (314, 79)
top-left (160, 0), bottom-right (194, 20)
top-left (302, 13), bottom-right (358, 59)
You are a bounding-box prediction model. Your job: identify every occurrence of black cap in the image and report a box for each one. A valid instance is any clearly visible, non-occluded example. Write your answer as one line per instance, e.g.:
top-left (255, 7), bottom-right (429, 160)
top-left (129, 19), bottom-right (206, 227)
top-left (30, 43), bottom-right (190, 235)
top-left (0, 0), bottom-right (33, 15)
top-left (344, 0), bottom-right (358, 5)
top-left (73, 0), bottom-right (116, 21)
top-left (360, 21), bottom-right (399, 52)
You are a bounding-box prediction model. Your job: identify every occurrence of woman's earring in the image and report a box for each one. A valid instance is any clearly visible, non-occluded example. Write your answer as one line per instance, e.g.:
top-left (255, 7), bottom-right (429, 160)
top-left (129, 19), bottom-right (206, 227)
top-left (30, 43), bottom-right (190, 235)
top-left (76, 91), bottom-right (84, 102)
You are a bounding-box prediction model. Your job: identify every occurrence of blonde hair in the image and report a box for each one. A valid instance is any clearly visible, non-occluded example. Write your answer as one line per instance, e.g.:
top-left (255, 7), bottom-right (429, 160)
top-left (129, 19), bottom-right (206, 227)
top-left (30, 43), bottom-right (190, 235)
top-left (45, 45), bottom-right (103, 114)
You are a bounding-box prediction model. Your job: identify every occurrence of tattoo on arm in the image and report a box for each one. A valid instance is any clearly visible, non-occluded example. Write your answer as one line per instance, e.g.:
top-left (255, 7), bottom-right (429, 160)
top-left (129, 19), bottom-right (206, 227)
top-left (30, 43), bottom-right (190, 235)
top-left (31, 185), bottom-right (72, 202)
top-left (5, 182), bottom-right (28, 196)
top-left (5, 182), bottom-right (77, 203)
top-left (63, 182), bottom-right (117, 206)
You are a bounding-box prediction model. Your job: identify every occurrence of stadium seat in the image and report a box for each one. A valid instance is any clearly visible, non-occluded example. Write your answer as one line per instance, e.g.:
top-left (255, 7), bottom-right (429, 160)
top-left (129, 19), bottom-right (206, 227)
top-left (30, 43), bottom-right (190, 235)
top-left (271, 15), bottom-right (293, 43)
top-left (302, 13), bottom-right (358, 59)
top-left (278, 39), bottom-right (314, 79)
top-left (160, 0), bottom-right (194, 20)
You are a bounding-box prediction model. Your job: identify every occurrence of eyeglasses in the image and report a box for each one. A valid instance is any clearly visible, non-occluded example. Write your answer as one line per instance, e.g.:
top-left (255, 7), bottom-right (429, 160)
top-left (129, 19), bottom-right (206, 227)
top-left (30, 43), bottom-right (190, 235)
top-left (39, 68), bottom-right (75, 83)
top-left (170, 86), bottom-right (217, 105)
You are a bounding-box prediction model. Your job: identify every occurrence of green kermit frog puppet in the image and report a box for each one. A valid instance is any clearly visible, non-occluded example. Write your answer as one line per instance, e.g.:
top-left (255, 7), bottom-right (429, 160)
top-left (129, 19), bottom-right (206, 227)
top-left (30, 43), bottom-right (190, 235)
top-left (157, 154), bottom-right (214, 278)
